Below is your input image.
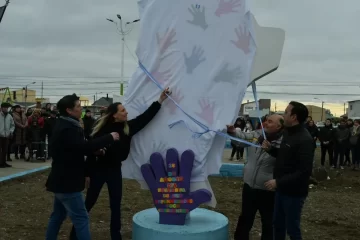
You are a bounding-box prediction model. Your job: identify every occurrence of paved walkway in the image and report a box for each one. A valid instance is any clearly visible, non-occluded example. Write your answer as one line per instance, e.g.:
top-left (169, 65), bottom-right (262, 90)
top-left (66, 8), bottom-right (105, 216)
top-left (0, 148), bottom-right (245, 182)
top-left (0, 156), bottom-right (51, 182)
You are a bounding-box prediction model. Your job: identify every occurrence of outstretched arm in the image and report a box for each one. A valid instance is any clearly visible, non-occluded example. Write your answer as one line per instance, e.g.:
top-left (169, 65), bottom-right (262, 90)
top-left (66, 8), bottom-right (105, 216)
top-left (128, 101), bottom-right (161, 136)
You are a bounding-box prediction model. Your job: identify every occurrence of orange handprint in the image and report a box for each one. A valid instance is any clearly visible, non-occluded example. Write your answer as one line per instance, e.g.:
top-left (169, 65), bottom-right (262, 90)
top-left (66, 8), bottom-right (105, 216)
top-left (195, 99), bottom-right (215, 126)
top-left (230, 24), bottom-right (251, 54)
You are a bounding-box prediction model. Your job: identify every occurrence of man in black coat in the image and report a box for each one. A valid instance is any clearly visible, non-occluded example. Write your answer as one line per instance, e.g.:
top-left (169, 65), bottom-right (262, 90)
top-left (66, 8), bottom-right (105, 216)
top-left (45, 94), bottom-right (119, 240)
top-left (44, 111), bottom-right (57, 160)
top-left (263, 101), bottom-right (313, 240)
top-left (82, 109), bottom-right (95, 140)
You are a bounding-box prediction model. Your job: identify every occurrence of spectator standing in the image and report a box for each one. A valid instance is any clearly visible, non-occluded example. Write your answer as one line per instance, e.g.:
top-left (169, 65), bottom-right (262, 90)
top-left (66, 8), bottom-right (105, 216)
top-left (82, 110), bottom-right (95, 140)
top-left (306, 120), bottom-right (318, 157)
top-left (333, 120), bottom-right (350, 169)
top-left (12, 105), bottom-right (28, 160)
top-left (349, 119), bottom-right (360, 170)
top-left (44, 111), bottom-right (58, 160)
top-left (0, 103), bottom-right (15, 168)
top-left (229, 117), bottom-right (245, 161)
top-left (344, 119), bottom-right (354, 166)
top-left (318, 119), bottom-right (335, 167)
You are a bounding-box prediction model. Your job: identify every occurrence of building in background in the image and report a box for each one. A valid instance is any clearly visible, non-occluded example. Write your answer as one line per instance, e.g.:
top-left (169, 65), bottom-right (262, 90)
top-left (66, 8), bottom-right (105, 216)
top-left (0, 88), bottom-right (37, 103)
top-left (79, 96), bottom-right (90, 107)
top-left (348, 100), bottom-right (360, 119)
top-left (306, 105), bottom-right (333, 122)
top-left (239, 99), bottom-right (271, 117)
top-left (92, 96), bottom-right (113, 107)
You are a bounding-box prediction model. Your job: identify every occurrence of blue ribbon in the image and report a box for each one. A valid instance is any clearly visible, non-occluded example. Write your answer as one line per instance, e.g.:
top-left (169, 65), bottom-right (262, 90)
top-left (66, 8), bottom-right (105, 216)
top-left (251, 82), bottom-right (267, 140)
top-left (138, 61), bottom-right (261, 148)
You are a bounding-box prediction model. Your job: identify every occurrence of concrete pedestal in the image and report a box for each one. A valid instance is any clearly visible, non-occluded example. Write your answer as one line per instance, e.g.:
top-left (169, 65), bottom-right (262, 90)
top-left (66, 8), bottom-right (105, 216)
top-left (132, 208), bottom-right (229, 240)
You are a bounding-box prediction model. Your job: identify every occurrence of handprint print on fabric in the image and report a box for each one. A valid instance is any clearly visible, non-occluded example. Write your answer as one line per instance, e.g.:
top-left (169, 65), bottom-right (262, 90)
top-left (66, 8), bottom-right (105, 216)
top-left (130, 97), bottom-right (148, 114)
top-left (149, 68), bottom-right (172, 86)
top-left (152, 141), bottom-right (167, 156)
top-left (187, 4), bottom-right (208, 30)
top-left (215, 0), bottom-right (243, 17)
top-left (195, 99), bottom-right (215, 126)
top-left (213, 63), bottom-right (242, 85)
top-left (184, 46), bottom-right (206, 74)
top-left (156, 28), bottom-right (177, 60)
top-left (166, 87), bottom-right (184, 115)
top-left (230, 24), bottom-right (251, 54)
top-left (141, 148), bottom-right (212, 225)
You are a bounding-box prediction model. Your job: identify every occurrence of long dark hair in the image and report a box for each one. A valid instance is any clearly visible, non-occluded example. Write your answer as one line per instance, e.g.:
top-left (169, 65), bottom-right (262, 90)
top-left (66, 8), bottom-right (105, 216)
top-left (91, 102), bottom-right (129, 136)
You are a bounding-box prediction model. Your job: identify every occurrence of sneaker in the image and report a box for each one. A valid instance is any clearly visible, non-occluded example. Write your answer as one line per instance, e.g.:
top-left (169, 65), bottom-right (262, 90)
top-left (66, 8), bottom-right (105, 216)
top-left (340, 166), bottom-right (344, 170)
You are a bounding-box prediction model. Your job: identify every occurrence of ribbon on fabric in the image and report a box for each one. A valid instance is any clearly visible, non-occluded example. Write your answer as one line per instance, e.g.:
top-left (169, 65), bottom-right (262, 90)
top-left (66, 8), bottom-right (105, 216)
top-left (138, 61), bottom-right (261, 148)
top-left (251, 82), bottom-right (267, 140)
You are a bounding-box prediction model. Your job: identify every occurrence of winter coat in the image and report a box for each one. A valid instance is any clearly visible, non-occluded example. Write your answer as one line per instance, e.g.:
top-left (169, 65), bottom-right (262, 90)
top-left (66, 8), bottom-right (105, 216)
top-left (0, 112), bottom-right (15, 138)
top-left (12, 112), bottom-right (28, 145)
top-left (349, 126), bottom-right (360, 146)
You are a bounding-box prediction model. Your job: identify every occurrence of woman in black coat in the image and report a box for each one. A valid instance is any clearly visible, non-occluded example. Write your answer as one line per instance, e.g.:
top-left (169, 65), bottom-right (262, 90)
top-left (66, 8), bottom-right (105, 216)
top-left (70, 88), bottom-right (171, 240)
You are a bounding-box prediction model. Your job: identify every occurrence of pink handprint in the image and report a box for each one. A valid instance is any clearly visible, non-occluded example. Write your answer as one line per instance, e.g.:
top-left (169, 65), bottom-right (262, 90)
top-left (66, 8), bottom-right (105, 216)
top-left (156, 28), bottom-right (177, 60)
top-left (195, 99), bottom-right (215, 125)
top-left (230, 24), bottom-right (251, 54)
top-left (150, 68), bottom-right (172, 86)
top-left (215, 0), bottom-right (242, 17)
top-left (166, 87), bottom-right (184, 115)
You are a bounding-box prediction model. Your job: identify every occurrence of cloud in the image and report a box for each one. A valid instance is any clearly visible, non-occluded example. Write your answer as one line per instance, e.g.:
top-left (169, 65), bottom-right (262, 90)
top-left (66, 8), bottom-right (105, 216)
top-left (0, 0), bottom-right (358, 117)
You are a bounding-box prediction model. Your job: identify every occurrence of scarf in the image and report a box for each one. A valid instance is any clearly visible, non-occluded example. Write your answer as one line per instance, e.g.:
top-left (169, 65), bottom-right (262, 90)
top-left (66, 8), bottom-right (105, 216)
top-left (60, 116), bottom-right (81, 128)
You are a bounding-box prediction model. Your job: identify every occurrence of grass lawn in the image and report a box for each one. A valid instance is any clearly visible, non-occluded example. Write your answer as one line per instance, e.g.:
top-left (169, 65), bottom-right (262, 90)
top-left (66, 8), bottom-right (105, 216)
top-left (1, 150), bottom-right (360, 240)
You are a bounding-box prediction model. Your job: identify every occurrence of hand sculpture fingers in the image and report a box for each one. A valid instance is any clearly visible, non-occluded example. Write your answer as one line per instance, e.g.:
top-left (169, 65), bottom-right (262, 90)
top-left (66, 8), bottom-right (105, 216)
top-left (165, 148), bottom-right (180, 177)
top-left (141, 163), bottom-right (157, 191)
top-left (188, 189), bottom-right (212, 211)
top-left (179, 150), bottom-right (195, 190)
top-left (150, 152), bottom-right (167, 180)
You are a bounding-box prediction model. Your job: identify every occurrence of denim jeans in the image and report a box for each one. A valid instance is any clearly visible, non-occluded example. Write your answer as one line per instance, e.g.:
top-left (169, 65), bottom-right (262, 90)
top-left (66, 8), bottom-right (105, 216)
top-left (70, 167), bottom-right (122, 240)
top-left (46, 192), bottom-right (90, 240)
top-left (273, 192), bottom-right (305, 240)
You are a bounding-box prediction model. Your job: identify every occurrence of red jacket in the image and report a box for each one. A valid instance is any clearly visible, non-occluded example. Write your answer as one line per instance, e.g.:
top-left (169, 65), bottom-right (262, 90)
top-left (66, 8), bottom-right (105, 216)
top-left (28, 116), bottom-right (45, 128)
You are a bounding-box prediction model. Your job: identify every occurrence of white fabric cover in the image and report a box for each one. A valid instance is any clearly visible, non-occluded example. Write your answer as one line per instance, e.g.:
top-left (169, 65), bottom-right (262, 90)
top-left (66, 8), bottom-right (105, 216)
top-left (122, 0), bottom-right (256, 207)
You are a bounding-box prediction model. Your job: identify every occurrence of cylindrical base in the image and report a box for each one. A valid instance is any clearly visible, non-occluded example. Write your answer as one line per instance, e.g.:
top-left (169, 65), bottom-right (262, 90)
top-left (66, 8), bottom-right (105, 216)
top-left (132, 208), bottom-right (229, 240)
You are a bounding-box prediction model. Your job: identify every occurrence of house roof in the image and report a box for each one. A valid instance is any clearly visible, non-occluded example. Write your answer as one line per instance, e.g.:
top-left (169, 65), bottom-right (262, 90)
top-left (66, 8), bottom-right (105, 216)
top-left (92, 97), bottom-right (113, 106)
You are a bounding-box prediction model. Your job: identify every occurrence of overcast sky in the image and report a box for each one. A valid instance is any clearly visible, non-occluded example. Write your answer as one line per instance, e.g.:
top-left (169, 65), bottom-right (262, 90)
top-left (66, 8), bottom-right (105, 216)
top-left (0, 0), bottom-right (359, 115)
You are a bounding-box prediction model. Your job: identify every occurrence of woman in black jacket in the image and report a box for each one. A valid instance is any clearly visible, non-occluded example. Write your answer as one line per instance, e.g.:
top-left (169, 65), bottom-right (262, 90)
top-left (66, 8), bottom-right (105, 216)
top-left (70, 88), bottom-right (171, 240)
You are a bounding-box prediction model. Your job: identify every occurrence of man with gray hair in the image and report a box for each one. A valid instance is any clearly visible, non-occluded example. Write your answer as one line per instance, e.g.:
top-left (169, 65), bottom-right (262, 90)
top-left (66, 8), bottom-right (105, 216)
top-left (227, 114), bottom-right (284, 240)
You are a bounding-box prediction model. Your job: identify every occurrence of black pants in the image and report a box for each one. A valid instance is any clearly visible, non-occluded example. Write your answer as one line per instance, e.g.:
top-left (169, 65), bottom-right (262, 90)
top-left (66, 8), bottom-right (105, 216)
top-left (320, 144), bottom-right (333, 166)
top-left (334, 144), bottom-right (345, 167)
top-left (234, 183), bottom-right (275, 240)
top-left (70, 167), bottom-right (123, 240)
top-left (14, 144), bottom-right (26, 156)
top-left (231, 144), bottom-right (244, 159)
top-left (344, 147), bottom-right (351, 165)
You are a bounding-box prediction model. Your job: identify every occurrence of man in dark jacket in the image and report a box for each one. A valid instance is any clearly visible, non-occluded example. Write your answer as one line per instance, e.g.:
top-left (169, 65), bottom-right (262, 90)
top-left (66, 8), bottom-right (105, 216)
top-left (318, 119), bottom-right (335, 167)
top-left (44, 111), bottom-right (58, 160)
top-left (45, 94), bottom-right (119, 240)
top-left (333, 120), bottom-right (350, 169)
top-left (262, 101), bottom-right (313, 240)
top-left (82, 109), bottom-right (95, 140)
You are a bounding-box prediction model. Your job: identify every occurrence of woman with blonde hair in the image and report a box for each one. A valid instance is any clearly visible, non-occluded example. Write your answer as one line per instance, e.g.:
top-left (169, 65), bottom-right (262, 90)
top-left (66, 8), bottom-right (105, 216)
top-left (69, 88), bottom-right (171, 240)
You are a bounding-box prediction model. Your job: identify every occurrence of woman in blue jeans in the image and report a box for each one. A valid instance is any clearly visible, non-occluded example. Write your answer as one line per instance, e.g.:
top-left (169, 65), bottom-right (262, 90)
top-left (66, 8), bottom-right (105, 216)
top-left (69, 88), bottom-right (170, 240)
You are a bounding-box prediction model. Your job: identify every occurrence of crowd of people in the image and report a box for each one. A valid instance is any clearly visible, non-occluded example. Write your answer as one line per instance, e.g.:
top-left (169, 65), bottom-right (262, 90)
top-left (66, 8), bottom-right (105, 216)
top-left (0, 102), bottom-right (97, 167)
top-left (305, 116), bottom-right (360, 170)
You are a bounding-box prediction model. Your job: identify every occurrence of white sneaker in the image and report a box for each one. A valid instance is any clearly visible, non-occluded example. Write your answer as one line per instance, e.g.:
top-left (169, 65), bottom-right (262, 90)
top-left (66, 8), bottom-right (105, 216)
top-left (340, 166), bottom-right (344, 170)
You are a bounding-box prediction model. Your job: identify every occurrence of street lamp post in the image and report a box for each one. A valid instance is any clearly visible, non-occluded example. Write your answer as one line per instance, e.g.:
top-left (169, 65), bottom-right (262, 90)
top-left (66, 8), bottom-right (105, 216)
top-left (314, 98), bottom-right (324, 122)
top-left (24, 82), bottom-right (36, 109)
top-left (107, 15), bottom-right (140, 96)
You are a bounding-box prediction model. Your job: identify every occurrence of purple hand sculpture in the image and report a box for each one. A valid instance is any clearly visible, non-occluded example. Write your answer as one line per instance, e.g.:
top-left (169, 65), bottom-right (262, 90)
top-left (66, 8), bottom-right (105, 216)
top-left (215, 0), bottom-right (243, 17)
top-left (141, 148), bottom-right (212, 225)
top-left (231, 24), bottom-right (251, 54)
top-left (166, 87), bottom-right (184, 114)
top-left (195, 99), bottom-right (215, 125)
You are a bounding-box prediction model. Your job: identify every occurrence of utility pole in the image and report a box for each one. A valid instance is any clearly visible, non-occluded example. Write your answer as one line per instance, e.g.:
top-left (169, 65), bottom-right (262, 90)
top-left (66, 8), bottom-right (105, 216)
top-left (275, 102), bottom-right (277, 112)
top-left (107, 15), bottom-right (140, 96)
top-left (321, 101), bottom-right (324, 121)
top-left (344, 102), bottom-right (346, 115)
top-left (41, 81), bottom-right (43, 98)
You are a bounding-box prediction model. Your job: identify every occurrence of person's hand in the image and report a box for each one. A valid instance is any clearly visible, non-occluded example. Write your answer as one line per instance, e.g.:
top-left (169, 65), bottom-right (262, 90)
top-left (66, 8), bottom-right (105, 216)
top-left (264, 179), bottom-right (276, 191)
top-left (226, 125), bottom-right (235, 133)
top-left (261, 140), bottom-right (271, 150)
top-left (94, 148), bottom-right (107, 156)
top-left (158, 87), bottom-right (172, 104)
top-left (110, 132), bottom-right (120, 141)
top-left (85, 177), bottom-right (90, 189)
top-left (141, 148), bottom-right (212, 225)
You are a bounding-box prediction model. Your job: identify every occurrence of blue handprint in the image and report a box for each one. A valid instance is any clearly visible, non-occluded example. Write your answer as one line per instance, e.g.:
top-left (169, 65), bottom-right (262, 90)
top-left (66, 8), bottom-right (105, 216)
top-left (187, 4), bottom-right (208, 30)
top-left (184, 46), bottom-right (206, 74)
top-left (213, 62), bottom-right (242, 84)
top-left (130, 97), bottom-right (148, 114)
top-left (141, 148), bottom-right (212, 225)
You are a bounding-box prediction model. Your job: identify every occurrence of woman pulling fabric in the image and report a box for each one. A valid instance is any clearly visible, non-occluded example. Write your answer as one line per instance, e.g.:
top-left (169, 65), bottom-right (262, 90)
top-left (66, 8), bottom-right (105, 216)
top-left (69, 88), bottom-right (171, 240)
